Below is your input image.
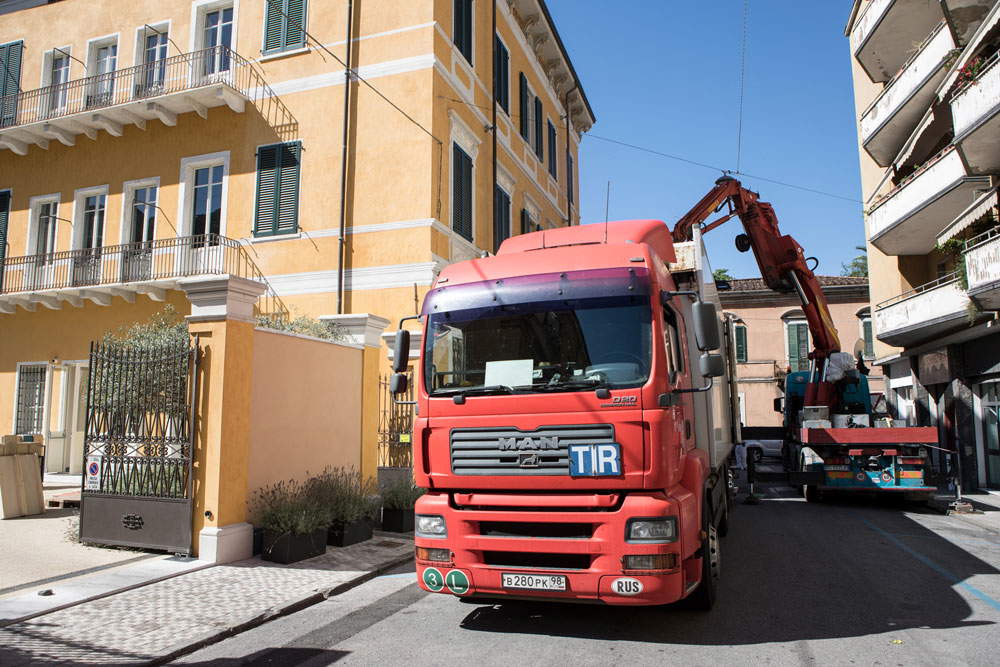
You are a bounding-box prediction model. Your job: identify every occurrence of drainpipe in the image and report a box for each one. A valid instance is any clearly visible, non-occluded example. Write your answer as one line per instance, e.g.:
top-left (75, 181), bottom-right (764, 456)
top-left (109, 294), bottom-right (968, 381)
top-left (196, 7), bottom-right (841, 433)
top-left (336, 0), bottom-right (355, 314)
top-left (491, 0), bottom-right (497, 253)
top-left (564, 83), bottom-right (578, 226)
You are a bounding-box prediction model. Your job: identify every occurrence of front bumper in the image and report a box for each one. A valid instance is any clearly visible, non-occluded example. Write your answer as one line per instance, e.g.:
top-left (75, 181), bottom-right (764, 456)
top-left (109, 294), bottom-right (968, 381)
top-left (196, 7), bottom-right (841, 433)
top-left (413, 491), bottom-right (696, 606)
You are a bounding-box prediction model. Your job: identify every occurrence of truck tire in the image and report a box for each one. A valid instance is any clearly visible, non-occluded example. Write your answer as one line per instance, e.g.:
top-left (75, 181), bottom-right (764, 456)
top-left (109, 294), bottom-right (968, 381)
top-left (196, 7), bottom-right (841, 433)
top-left (804, 485), bottom-right (822, 503)
top-left (685, 513), bottom-right (720, 611)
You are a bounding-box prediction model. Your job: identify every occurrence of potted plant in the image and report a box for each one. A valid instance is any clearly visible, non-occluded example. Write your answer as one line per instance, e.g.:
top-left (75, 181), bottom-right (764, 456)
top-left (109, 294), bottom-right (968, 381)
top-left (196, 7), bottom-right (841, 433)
top-left (380, 477), bottom-right (423, 532)
top-left (251, 479), bottom-right (328, 564)
top-left (311, 468), bottom-right (379, 547)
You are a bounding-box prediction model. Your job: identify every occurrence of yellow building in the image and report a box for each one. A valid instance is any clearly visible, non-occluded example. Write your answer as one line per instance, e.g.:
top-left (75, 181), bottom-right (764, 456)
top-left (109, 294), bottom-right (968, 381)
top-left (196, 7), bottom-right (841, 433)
top-left (0, 0), bottom-right (595, 478)
top-left (845, 0), bottom-right (999, 490)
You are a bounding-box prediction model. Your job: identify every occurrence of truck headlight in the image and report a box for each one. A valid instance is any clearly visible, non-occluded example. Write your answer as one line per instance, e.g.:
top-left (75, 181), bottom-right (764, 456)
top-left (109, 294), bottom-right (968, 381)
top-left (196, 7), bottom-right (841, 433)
top-left (415, 514), bottom-right (447, 538)
top-left (626, 517), bottom-right (677, 543)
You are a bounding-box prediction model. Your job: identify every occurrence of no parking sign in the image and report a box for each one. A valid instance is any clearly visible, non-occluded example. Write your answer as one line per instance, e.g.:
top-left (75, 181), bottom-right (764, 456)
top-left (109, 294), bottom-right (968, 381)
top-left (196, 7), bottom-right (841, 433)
top-left (85, 456), bottom-right (102, 491)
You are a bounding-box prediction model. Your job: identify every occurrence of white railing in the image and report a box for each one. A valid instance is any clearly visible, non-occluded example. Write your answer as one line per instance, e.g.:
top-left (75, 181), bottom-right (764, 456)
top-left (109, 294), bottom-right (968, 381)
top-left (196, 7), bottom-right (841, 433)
top-left (874, 274), bottom-right (970, 338)
top-left (868, 148), bottom-right (966, 238)
top-left (860, 21), bottom-right (953, 141)
top-left (952, 52), bottom-right (1000, 137)
top-left (965, 226), bottom-right (1000, 292)
top-left (851, 0), bottom-right (894, 52)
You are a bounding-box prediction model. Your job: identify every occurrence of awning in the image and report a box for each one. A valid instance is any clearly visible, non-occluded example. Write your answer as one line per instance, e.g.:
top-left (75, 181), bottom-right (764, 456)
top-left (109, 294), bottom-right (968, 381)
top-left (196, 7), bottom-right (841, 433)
top-left (937, 186), bottom-right (999, 244)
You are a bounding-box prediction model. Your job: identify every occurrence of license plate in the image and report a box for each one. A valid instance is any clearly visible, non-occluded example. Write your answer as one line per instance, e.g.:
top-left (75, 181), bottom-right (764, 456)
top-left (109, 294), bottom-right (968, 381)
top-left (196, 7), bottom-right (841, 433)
top-left (825, 465), bottom-right (850, 471)
top-left (501, 573), bottom-right (567, 591)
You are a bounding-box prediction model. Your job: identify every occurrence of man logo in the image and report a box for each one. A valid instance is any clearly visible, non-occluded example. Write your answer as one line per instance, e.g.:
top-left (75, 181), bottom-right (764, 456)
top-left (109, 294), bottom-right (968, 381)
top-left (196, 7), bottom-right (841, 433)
top-left (498, 436), bottom-right (559, 451)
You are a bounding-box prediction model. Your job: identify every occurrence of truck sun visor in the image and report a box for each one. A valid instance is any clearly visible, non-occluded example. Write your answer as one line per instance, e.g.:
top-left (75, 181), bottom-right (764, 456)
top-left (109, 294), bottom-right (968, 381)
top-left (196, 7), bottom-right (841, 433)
top-left (422, 267), bottom-right (651, 316)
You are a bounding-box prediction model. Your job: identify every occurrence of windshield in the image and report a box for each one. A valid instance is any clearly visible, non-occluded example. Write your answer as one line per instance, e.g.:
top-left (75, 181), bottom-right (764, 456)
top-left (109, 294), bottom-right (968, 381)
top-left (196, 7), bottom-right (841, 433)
top-left (424, 295), bottom-right (652, 395)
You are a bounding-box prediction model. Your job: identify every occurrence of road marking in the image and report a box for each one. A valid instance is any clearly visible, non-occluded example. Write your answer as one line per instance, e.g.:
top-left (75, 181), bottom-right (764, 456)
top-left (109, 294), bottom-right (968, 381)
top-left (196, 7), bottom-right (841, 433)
top-left (859, 517), bottom-right (1000, 612)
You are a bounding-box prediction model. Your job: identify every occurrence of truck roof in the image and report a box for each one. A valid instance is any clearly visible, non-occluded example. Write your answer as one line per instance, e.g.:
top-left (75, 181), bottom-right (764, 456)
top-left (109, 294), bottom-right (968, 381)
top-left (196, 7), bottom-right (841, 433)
top-left (436, 220), bottom-right (677, 287)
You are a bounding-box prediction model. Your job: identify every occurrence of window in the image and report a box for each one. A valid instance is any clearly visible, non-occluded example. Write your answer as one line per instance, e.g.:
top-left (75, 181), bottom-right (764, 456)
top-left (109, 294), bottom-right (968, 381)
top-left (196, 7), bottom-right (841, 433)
top-left (203, 6), bottom-right (234, 74)
top-left (73, 191), bottom-right (105, 286)
top-left (452, 143), bottom-right (473, 242)
top-left (520, 208), bottom-right (539, 235)
top-left (15, 364), bottom-right (46, 435)
top-left (0, 190), bottom-right (10, 277)
top-left (735, 323), bottom-right (748, 363)
top-left (142, 30), bottom-right (169, 92)
top-left (547, 120), bottom-right (557, 179)
top-left (494, 35), bottom-right (509, 113)
top-left (130, 185), bottom-right (158, 244)
top-left (567, 153), bottom-right (574, 205)
top-left (662, 304), bottom-right (684, 383)
top-left (264, 0), bottom-right (307, 54)
top-left (454, 0), bottom-right (473, 64)
top-left (122, 182), bottom-right (157, 282)
top-left (254, 141), bottom-right (301, 237)
top-left (785, 319), bottom-right (810, 372)
top-left (859, 310), bottom-right (874, 359)
top-left (48, 51), bottom-right (70, 112)
top-left (0, 41), bottom-right (22, 127)
top-left (85, 39), bottom-right (117, 106)
top-left (493, 186), bottom-right (510, 253)
top-left (192, 164), bottom-right (224, 238)
top-left (34, 201), bottom-right (58, 255)
top-left (518, 73), bottom-right (543, 160)
top-left (533, 97), bottom-right (543, 161)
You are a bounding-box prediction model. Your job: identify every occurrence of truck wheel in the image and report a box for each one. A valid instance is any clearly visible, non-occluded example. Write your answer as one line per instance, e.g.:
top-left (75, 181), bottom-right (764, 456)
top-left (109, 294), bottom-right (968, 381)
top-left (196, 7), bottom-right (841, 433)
top-left (804, 485), bottom-right (822, 503)
top-left (685, 523), bottom-right (720, 611)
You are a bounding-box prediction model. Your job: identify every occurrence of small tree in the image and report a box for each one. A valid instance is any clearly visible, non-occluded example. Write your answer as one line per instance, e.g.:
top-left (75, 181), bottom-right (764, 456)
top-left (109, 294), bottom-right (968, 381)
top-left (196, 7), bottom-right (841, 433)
top-left (841, 246), bottom-right (868, 278)
top-left (713, 268), bottom-right (734, 281)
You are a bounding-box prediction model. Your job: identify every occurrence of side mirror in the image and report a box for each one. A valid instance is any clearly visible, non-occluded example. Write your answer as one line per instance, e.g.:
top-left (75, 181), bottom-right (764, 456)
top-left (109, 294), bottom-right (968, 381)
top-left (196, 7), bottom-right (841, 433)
top-left (692, 301), bottom-right (721, 351)
top-left (699, 352), bottom-right (724, 378)
top-left (773, 397), bottom-right (784, 413)
top-left (392, 329), bottom-right (410, 372)
top-left (390, 372), bottom-right (409, 395)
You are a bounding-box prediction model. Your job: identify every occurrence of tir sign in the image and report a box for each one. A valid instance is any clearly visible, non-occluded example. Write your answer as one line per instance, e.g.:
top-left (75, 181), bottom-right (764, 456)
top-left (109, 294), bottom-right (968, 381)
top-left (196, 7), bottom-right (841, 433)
top-left (569, 443), bottom-right (622, 477)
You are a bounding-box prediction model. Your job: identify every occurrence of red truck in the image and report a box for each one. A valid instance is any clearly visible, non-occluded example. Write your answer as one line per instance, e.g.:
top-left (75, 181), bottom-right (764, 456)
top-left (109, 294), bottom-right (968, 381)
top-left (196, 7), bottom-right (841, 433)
top-left (389, 219), bottom-right (739, 608)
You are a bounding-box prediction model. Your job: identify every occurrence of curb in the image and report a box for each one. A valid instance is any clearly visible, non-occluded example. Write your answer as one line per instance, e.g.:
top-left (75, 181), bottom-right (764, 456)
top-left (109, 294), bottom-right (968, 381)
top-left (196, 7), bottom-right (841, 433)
top-left (151, 552), bottom-right (415, 666)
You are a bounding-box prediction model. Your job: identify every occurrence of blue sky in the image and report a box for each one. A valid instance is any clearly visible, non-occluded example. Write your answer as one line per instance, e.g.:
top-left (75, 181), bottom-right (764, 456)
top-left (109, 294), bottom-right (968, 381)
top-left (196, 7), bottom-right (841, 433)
top-left (547, 1), bottom-right (865, 279)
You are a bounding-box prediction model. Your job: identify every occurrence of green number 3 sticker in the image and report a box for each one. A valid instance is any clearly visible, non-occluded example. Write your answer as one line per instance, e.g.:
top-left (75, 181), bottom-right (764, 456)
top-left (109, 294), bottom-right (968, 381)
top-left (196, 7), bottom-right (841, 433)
top-left (422, 567), bottom-right (444, 591)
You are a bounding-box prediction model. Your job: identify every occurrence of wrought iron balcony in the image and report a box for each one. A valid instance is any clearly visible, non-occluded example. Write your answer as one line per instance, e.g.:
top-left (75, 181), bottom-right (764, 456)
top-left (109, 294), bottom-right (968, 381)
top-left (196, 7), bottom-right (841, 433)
top-left (860, 21), bottom-right (954, 167)
top-left (952, 51), bottom-right (1000, 174)
top-left (868, 147), bottom-right (990, 255)
top-left (0, 46), bottom-right (263, 155)
top-left (874, 272), bottom-right (971, 346)
top-left (965, 226), bottom-right (1000, 309)
top-left (851, 0), bottom-right (944, 83)
top-left (0, 234), bottom-right (287, 319)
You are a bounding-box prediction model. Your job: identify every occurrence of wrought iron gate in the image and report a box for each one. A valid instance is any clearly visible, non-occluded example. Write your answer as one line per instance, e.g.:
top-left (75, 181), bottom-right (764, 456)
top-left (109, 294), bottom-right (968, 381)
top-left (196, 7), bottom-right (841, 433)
top-left (79, 338), bottom-right (200, 553)
top-left (378, 372), bottom-right (414, 468)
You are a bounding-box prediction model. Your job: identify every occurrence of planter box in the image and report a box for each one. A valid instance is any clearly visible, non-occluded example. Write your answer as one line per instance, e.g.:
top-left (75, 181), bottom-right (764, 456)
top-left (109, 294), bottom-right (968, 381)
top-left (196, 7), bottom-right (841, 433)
top-left (381, 508), bottom-right (414, 533)
top-left (327, 519), bottom-right (373, 547)
top-left (261, 528), bottom-right (326, 564)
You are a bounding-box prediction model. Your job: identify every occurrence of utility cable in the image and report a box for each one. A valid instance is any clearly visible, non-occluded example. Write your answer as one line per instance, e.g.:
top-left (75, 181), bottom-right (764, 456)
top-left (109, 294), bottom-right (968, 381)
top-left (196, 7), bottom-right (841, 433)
top-left (584, 133), bottom-right (861, 204)
top-left (736, 0), bottom-right (749, 172)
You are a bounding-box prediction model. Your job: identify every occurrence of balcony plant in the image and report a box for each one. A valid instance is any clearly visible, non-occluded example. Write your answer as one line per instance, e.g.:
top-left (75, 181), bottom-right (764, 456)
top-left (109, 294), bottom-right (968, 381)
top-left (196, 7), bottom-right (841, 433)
top-left (309, 468), bottom-right (379, 547)
top-left (251, 478), bottom-right (328, 564)
top-left (380, 477), bottom-right (423, 533)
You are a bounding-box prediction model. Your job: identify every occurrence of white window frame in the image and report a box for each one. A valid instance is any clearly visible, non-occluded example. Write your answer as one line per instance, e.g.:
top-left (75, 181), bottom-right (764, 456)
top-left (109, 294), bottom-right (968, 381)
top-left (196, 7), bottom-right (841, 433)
top-left (40, 45), bottom-right (72, 87)
top-left (178, 151), bottom-right (230, 238)
top-left (26, 193), bottom-right (61, 255)
top-left (449, 110), bottom-right (480, 247)
top-left (71, 185), bottom-right (109, 251)
top-left (190, 0), bottom-right (240, 52)
top-left (86, 33), bottom-right (119, 75)
top-left (134, 20), bottom-right (172, 67)
top-left (120, 177), bottom-right (161, 244)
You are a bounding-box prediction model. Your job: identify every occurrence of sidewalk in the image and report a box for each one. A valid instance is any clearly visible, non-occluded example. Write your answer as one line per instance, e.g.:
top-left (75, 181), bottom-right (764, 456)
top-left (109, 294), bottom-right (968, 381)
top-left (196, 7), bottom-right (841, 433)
top-left (0, 533), bottom-right (413, 665)
top-left (929, 489), bottom-right (1000, 534)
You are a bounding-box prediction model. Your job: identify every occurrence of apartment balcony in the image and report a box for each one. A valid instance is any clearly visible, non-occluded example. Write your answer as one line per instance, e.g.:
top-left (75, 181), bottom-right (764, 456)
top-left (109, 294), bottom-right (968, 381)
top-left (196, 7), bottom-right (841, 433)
top-left (0, 234), bottom-right (286, 317)
top-left (868, 147), bottom-right (990, 254)
top-left (952, 52), bottom-right (1000, 174)
top-left (0, 46), bottom-right (256, 155)
top-left (851, 0), bottom-right (944, 83)
top-left (874, 273), bottom-right (971, 347)
top-left (860, 22), bottom-right (955, 167)
top-left (965, 226), bottom-right (1000, 309)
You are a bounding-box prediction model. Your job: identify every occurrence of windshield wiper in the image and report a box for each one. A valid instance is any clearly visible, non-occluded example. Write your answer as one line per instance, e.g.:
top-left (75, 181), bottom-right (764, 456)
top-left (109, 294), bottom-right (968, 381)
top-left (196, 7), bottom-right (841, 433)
top-left (432, 384), bottom-right (525, 397)
top-left (533, 377), bottom-right (610, 392)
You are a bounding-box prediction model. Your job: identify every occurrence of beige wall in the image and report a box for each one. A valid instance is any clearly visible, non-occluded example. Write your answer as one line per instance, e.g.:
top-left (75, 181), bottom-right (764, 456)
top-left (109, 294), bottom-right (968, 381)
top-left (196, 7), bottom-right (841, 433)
top-left (246, 328), bottom-right (363, 493)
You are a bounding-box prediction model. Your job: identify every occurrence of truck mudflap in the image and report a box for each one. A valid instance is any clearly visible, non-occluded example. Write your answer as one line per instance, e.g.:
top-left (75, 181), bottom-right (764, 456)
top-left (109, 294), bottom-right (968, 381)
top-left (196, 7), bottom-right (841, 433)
top-left (413, 490), bottom-right (700, 606)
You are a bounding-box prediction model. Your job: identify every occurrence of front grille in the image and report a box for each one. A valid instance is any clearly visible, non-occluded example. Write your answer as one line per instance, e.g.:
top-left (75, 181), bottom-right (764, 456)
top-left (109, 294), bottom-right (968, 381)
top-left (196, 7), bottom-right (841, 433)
top-left (450, 425), bottom-right (615, 476)
top-left (482, 551), bottom-right (592, 570)
top-left (479, 521), bottom-right (593, 539)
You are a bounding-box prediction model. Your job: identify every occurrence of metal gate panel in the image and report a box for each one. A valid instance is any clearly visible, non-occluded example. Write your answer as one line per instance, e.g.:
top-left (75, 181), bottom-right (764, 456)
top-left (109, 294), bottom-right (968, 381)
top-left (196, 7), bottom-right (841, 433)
top-left (79, 338), bottom-right (199, 553)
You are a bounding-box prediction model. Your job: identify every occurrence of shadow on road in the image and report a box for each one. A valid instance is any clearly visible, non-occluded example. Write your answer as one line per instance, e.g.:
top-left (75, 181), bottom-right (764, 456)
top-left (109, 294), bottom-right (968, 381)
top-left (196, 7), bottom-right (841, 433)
top-left (458, 494), bottom-right (999, 646)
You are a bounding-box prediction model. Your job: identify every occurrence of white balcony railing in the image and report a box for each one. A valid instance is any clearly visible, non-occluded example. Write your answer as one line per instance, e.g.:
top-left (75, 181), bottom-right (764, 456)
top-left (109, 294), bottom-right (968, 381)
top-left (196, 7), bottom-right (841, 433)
top-left (965, 226), bottom-right (1000, 308)
top-left (953, 53), bottom-right (1000, 136)
top-left (851, 0), bottom-right (894, 54)
top-left (852, 0), bottom-right (945, 82)
top-left (874, 273), bottom-right (971, 345)
top-left (860, 22), bottom-right (955, 166)
top-left (868, 147), bottom-right (990, 254)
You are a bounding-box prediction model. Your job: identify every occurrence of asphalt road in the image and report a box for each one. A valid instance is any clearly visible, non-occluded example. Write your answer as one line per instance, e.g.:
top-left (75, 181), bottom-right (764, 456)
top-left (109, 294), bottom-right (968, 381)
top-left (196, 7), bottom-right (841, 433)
top-left (176, 479), bottom-right (1000, 666)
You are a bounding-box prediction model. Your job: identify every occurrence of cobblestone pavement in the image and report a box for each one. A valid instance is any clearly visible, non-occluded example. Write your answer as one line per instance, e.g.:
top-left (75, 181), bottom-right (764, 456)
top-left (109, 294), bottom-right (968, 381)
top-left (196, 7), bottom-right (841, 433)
top-left (0, 535), bottom-right (413, 665)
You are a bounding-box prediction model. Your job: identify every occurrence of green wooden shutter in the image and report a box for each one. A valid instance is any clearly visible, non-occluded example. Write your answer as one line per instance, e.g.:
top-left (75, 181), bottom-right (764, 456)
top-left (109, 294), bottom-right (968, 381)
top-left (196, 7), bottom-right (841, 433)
top-left (520, 208), bottom-right (529, 235)
top-left (567, 154), bottom-right (574, 204)
top-left (494, 36), bottom-right (509, 112)
top-left (452, 144), bottom-right (472, 241)
top-left (0, 190), bottom-right (10, 292)
top-left (254, 142), bottom-right (301, 237)
top-left (787, 322), bottom-right (809, 371)
top-left (518, 73), bottom-right (528, 139)
top-left (547, 121), bottom-right (557, 178)
top-left (285, 0), bottom-right (307, 50)
top-left (263, 1), bottom-right (285, 53)
top-left (0, 41), bottom-right (23, 127)
top-left (264, 0), bottom-right (306, 53)
top-left (534, 98), bottom-right (543, 160)
top-left (493, 187), bottom-right (510, 253)
top-left (863, 319), bottom-right (873, 358)
top-left (455, 0), bottom-right (472, 63)
top-left (735, 325), bottom-right (747, 363)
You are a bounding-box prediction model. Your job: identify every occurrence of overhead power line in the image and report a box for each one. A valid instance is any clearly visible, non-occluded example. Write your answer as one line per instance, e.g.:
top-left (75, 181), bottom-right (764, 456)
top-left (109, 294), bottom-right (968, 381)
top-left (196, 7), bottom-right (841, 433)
top-left (736, 0), bottom-right (750, 172)
top-left (584, 133), bottom-right (861, 204)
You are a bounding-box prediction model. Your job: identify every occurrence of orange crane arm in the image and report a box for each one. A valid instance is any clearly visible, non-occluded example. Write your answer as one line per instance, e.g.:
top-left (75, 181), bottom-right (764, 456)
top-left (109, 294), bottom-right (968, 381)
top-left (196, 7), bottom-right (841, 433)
top-left (673, 176), bottom-right (841, 362)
